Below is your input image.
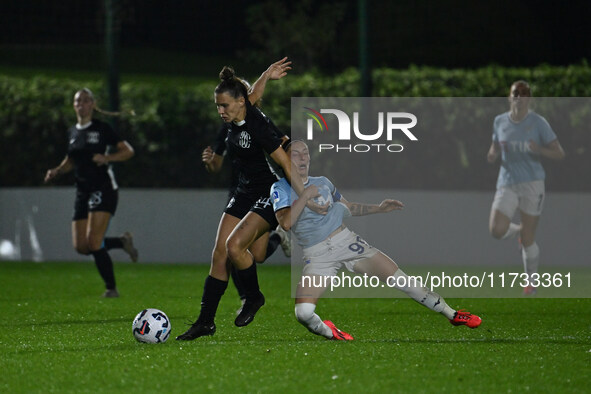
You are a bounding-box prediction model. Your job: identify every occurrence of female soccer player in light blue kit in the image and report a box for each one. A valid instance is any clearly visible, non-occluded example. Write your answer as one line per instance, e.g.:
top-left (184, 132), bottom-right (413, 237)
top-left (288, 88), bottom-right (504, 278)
top-left (271, 141), bottom-right (481, 340)
top-left (487, 80), bottom-right (565, 295)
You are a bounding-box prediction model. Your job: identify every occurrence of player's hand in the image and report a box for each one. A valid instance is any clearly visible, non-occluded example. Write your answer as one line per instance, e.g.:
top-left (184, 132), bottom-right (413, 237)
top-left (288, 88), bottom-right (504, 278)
top-left (92, 154), bottom-right (109, 166)
top-left (202, 146), bottom-right (214, 163)
top-left (301, 184), bottom-right (329, 215)
top-left (487, 150), bottom-right (499, 163)
top-left (44, 168), bottom-right (59, 183)
top-left (378, 199), bottom-right (404, 213)
top-left (265, 57), bottom-right (292, 81)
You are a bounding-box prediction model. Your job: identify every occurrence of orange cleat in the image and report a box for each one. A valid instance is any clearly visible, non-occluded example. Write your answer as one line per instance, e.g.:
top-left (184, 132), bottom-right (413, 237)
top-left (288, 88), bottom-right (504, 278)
top-left (523, 285), bottom-right (537, 295)
top-left (324, 320), bottom-right (354, 340)
top-left (450, 309), bottom-right (482, 328)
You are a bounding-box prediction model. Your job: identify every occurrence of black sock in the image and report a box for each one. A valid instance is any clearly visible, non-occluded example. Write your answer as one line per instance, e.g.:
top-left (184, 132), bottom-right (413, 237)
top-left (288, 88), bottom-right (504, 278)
top-left (265, 233), bottom-right (281, 260)
top-left (235, 263), bottom-right (262, 300)
top-left (90, 248), bottom-right (116, 290)
top-left (230, 265), bottom-right (246, 300)
top-left (104, 237), bottom-right (123, 250)
top-left (197, 276), bottom-right (228, 325)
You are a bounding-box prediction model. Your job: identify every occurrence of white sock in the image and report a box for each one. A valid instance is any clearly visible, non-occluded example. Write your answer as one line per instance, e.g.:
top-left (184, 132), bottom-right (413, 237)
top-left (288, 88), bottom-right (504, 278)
top-left (391, 269), bottom-right (456, 320)
top-left (501, 223), bottom-right (521, 240)
top-left (295, 303), bottom-right (332, 338)
top-left (522, 242), bottom-right (540, 283)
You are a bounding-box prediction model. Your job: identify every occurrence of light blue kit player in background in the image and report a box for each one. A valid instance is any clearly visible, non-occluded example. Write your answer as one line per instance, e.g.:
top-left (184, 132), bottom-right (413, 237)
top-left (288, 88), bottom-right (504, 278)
top-left (487, 80), bottom-right (565, 295)
top-left (271, 140), bottom-right (482, 341)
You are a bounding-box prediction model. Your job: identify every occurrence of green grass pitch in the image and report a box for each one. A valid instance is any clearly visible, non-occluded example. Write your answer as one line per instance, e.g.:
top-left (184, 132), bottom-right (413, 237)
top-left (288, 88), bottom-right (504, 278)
top-left (2, 261), bottom-right (589, 393)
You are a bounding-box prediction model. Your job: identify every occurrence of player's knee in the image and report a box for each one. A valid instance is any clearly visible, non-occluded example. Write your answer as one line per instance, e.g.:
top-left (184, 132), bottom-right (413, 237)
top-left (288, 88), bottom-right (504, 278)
top-left (87, 237), bottom-right (103, 252)
top-left (295, 303), bottom-right (316, 323)
top-left (73, 239), bottom-right (90, 255)
top-left (211, 245), bottom-right (227, 264)
top-left (74, 245), bottom-right (90, 255)
top-left (251, 249), bottom-right (266, 263)
top-left (225, 237), bottom-right (245, 262)
top-left (490, 225), bottom-right (506, 240)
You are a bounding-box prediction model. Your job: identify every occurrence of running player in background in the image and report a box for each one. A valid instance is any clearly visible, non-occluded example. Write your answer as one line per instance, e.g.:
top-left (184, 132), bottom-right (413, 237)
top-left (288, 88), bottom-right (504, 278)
top-left (487, 80), bottom-right (565, 295)
top-left (44, 88), bottom-right (138, 298)
top-left (271, 140), bottom-right (482, 340)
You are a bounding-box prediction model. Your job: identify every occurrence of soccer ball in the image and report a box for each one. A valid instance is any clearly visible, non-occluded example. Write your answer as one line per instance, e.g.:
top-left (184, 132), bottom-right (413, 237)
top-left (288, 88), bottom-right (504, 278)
top-left (132, 308), bottom-right (171, 344)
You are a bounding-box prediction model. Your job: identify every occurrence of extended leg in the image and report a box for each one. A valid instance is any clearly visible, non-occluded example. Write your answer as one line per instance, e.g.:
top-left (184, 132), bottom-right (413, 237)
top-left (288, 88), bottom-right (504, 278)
top-left (354, 252), bottom-right (481, 328)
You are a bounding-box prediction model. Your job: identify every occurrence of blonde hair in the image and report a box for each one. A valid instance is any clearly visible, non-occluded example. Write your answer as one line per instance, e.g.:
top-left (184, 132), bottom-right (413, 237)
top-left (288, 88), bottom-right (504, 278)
top-left (510, 80), bottom-right (532, 96)
top-left (76, 88), bottom-right (136, 117)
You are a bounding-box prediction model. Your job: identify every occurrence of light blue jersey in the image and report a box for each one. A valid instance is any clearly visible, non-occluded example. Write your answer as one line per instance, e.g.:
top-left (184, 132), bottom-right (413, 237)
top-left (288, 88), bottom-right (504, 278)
top-left (492, 111), bottom-right (557, 188)
top-left (271, 176), bottom-right (351, 249)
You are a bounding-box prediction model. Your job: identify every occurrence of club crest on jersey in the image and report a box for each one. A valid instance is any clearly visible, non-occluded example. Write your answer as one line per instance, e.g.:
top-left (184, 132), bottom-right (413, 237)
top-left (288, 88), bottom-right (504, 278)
top-left (239, 131), bottom-right (251, 148)
top-left (87, 131), bottom-right (100, 144)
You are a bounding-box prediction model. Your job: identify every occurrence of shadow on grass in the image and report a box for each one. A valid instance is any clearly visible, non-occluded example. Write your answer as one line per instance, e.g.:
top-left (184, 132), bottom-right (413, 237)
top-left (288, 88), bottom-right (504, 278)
top-left (5, 342), bottom-right (145, 356)
top-left (4, 331), bottom-right (588, 357)
top-left (8, 316), bottom-right (187, 328)
top-left (359, 337), bottom-right (590, 345)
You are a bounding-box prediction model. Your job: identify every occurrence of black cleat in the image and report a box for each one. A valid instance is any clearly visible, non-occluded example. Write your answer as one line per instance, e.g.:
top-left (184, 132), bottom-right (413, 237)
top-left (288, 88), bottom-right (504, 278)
top-left (121, 232), bottom-right (139, 262)
top-left (101, 288), bottom-right (119, 298)
top-left (235, 293), bottom-right (265, 327)
top-left (175, 322), bottom-right (216, 341)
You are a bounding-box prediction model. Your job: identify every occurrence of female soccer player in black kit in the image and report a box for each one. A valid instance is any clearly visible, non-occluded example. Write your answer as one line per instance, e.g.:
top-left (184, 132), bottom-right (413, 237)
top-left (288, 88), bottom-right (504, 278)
top-left (177, 65), bottom-right (312, 340)
top-left (44, 88), bottom-right (138, 298)
top-left (202, 62), bottom-right (292, 311)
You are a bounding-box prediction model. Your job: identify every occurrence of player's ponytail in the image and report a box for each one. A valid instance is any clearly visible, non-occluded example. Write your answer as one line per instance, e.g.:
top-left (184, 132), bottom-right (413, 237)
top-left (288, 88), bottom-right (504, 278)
top-left (215, 66), bottom-right (248, 99)
top-left (94, 106), bottom-right (137, 117)
top-left (77, 88), bottom-right (136, 118)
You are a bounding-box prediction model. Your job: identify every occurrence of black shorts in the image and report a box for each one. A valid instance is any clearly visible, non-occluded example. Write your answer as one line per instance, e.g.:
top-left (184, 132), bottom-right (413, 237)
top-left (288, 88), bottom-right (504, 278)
top-left (224, 190), bottom-right (278, 229)
top-left (73, 188), bottom-right (118, 221)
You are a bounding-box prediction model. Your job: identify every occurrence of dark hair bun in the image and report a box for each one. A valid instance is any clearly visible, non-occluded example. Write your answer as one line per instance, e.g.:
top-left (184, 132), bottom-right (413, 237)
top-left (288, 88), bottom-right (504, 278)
top-left (219, 66), bottom-right (236, 82)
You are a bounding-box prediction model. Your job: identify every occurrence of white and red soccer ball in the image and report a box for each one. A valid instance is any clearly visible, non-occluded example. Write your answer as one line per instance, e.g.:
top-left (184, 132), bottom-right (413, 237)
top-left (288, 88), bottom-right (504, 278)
top-left (132, 308), bottom-right (171, 344)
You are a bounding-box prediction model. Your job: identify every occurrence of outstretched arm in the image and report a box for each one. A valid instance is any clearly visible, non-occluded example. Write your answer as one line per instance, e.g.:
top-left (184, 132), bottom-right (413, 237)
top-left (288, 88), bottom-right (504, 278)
top-left (248, 57), bottom-right (292, 105)
top-left (340, 197), bottom-right (404, 216)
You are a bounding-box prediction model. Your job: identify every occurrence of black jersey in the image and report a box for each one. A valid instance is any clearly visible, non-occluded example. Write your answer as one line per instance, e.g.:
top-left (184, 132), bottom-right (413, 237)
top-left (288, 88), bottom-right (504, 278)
top-left (215, 113), bottom-right (287, 194)
top-left (67, 119), bottom-right (122, 192)
top-left (213, 124), bottom-right (239, 194)
top-left (225, 102), bottom-right (284, 194)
